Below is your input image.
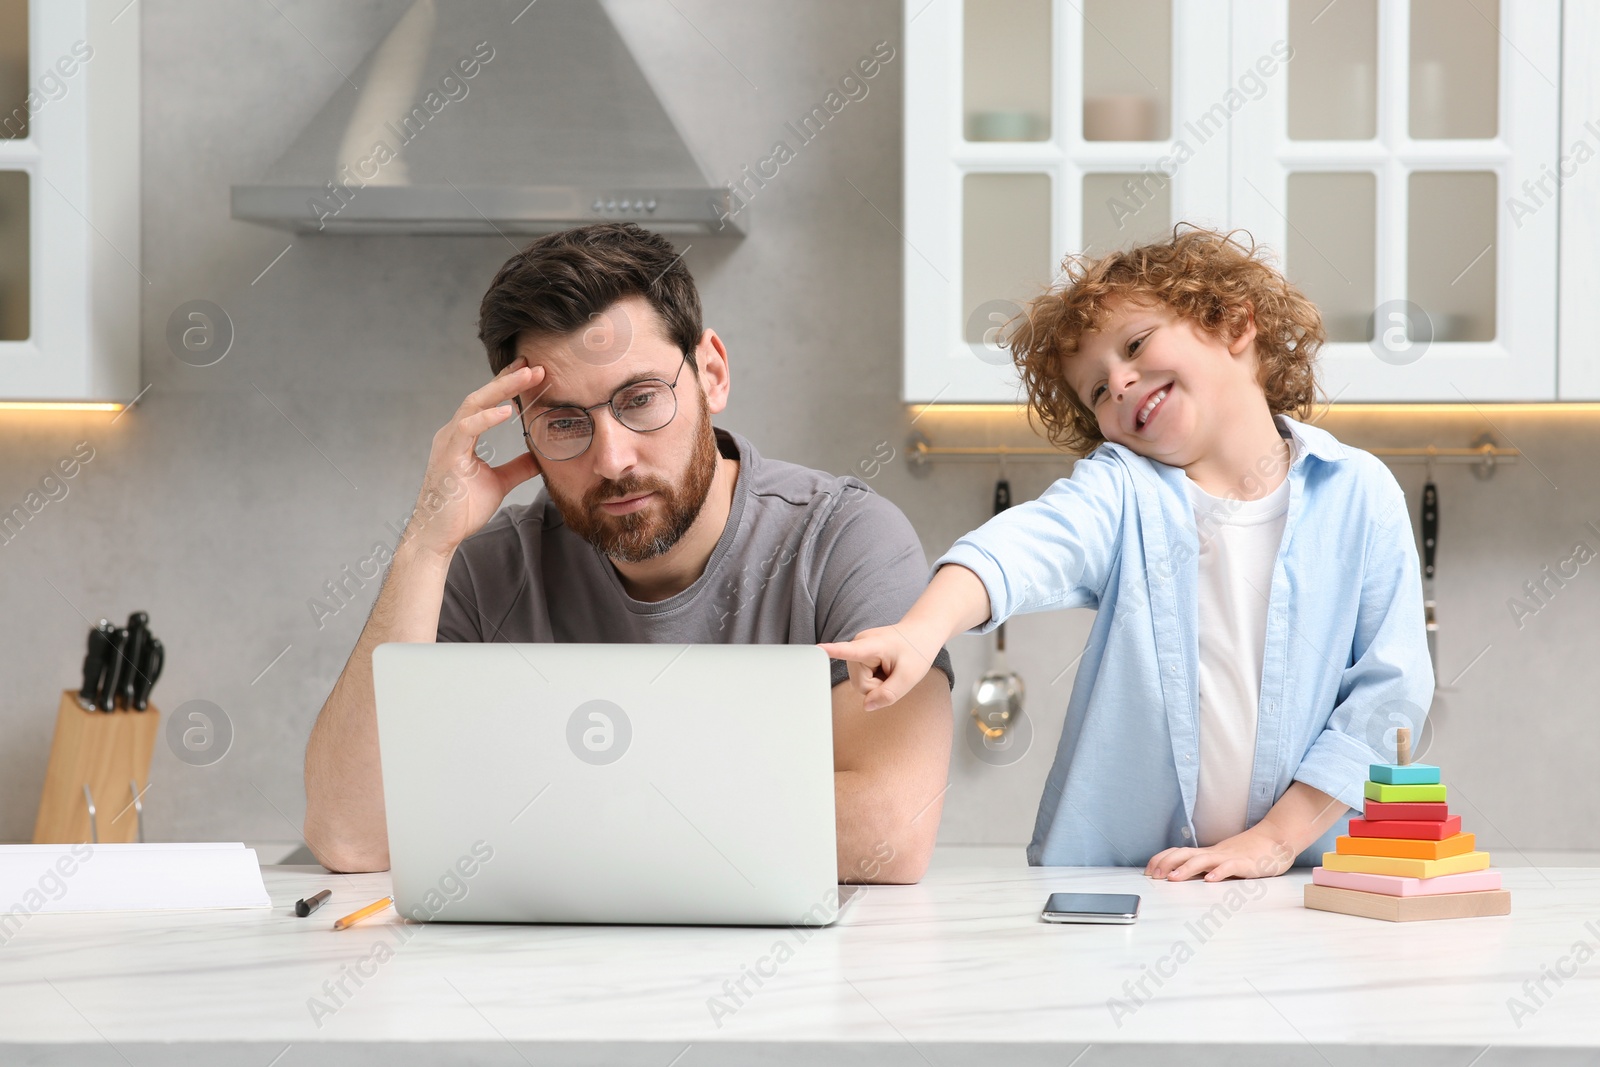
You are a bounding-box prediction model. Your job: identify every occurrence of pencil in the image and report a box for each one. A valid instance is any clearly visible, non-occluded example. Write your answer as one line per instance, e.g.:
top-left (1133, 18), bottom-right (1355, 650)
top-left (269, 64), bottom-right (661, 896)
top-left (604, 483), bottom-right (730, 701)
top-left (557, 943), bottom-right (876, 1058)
top-left (332, 895), bottom-right (393, 930)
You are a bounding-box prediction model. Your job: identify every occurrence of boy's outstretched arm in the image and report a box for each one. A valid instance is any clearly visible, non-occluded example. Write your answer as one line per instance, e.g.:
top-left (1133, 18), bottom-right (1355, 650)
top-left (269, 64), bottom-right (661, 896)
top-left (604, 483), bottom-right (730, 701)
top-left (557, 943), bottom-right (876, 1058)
top-left (1144, 781), bottom-right (1348, 881)
top-left (820, 563), bottom-right (992, 712)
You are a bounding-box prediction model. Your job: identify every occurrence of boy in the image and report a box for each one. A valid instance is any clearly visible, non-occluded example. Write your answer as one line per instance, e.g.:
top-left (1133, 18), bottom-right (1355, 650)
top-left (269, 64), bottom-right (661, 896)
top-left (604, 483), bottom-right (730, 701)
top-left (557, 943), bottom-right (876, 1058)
top-left (822, 227), bottom-right (1433, 881)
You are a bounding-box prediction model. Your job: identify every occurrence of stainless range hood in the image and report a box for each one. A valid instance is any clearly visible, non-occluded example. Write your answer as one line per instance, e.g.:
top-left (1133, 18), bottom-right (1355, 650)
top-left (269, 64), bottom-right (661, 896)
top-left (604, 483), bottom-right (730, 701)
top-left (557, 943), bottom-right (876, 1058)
top-left (231, 0), bottom-right (742, 236)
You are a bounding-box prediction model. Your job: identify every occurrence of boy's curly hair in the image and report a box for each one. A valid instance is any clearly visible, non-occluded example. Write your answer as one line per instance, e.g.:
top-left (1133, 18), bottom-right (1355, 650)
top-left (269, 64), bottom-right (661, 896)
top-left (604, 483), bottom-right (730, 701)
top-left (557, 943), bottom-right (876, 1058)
top-left (1005, 225), bottom-right (1327, 456)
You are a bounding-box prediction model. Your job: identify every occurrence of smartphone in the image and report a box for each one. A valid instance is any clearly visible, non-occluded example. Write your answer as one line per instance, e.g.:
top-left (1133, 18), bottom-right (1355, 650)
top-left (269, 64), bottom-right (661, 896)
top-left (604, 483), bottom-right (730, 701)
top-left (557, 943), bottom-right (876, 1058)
top-left (1040, 892), bottom-right (1141, 924)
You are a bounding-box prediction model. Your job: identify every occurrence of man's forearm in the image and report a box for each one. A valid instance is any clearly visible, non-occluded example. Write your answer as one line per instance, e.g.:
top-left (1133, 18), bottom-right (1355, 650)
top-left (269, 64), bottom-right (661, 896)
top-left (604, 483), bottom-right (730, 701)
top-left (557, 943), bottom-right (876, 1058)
top-left (303, 543), bottom-right (453, 872)
top-left (834, 768), bottom-right (946, 884)
top-left (831, 670), bottom-right (953, 884)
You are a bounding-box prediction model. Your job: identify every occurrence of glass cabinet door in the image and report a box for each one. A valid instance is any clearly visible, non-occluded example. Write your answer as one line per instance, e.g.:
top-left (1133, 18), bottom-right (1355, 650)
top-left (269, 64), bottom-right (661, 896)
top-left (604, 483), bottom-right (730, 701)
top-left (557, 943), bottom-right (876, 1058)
top-left (963, 0), bottom-right (1051, 143)
top-left (907, 0), bottom-right (1560, 404)
top-left (963, 171), bottom-right (1052, 353)
top-left (1231, 0), bottom-right (1559, 403)
top-left (0, 170), bottom-right (28, 342)
top-left (906, 0), bottom-right (1230, 403)
top-left (0, 0), bottom-right (27, 342)
top-left (0, 0), bottom-right (141, 403)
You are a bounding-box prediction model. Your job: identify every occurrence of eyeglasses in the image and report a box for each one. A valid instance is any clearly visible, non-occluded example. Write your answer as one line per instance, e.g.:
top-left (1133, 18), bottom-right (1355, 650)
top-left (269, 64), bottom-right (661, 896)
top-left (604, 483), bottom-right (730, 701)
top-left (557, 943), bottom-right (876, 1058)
top-left (513, 353), bottom-right (691, 462)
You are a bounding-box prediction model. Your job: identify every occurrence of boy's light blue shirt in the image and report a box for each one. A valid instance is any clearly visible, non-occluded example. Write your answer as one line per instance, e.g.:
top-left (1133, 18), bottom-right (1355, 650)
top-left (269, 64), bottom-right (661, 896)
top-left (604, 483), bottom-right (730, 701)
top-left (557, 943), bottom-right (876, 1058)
top-left (932, 413), bottom-right (1434, 868)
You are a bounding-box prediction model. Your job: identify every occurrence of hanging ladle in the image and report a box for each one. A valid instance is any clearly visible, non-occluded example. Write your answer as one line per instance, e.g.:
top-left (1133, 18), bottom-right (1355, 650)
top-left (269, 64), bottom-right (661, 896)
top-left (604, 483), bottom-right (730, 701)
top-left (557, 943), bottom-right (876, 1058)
top-left (971, 469), bottom-right (1026, 740)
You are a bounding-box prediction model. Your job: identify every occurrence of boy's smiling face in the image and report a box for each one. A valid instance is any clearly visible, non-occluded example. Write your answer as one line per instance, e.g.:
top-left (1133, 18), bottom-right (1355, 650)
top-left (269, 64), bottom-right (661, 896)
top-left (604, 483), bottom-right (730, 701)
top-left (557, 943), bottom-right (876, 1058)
top-left (1064, 295), bottom-right (1260, 467)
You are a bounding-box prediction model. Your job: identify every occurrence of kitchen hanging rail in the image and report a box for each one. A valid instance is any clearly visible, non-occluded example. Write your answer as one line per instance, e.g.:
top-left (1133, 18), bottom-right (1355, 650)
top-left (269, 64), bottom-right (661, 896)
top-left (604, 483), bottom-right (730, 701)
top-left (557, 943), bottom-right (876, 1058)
top-left (907, 431), bottom-right (1520, 480)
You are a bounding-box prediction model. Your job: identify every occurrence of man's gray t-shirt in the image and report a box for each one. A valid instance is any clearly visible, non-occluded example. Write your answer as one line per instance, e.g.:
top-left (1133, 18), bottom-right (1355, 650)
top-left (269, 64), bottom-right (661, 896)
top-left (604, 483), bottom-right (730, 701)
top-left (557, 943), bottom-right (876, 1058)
top-left (436, 426), bottom-right (955, 690)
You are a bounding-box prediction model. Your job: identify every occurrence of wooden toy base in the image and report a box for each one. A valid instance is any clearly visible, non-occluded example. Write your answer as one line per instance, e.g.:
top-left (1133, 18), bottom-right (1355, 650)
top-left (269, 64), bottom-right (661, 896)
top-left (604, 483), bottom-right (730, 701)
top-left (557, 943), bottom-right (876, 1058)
top-left (1305, 883), bottom-right (1511, 922)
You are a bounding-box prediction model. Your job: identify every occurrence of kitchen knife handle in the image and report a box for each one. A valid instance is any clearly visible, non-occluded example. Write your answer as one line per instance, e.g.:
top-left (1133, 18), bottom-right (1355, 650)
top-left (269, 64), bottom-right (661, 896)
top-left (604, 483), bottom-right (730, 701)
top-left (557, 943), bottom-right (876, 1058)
top-left (134, 638), bottom-right (164, 711)
top-left (78, 622), bottom-right (114, 708)
top-left (1421, 481), bottom-right (1437, 580)
top-left (99, 628), bottom-right (129, 712)
top-left (993, 479), bottom-right (1012, 644)
top-left (121, 612), bottom-right (149, 710)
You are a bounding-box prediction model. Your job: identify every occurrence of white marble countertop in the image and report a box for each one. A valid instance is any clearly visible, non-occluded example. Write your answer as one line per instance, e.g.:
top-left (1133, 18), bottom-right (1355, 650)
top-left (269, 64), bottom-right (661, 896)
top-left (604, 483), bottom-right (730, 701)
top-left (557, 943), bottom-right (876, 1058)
top-left (3, 846), bottom-right (1597, 1066)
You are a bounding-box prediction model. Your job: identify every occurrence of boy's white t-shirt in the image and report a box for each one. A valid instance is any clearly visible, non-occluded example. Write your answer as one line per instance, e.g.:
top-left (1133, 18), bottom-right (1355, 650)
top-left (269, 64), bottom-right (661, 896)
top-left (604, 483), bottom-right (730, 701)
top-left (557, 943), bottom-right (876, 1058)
top-left (1184, 432), bottom-right (1298, 848)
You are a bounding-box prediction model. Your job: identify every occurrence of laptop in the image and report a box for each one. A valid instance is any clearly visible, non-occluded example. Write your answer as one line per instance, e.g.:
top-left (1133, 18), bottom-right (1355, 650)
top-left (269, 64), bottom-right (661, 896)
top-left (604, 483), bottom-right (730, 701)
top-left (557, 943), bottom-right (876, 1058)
top-left (371, 642), bottom-right (841, 926)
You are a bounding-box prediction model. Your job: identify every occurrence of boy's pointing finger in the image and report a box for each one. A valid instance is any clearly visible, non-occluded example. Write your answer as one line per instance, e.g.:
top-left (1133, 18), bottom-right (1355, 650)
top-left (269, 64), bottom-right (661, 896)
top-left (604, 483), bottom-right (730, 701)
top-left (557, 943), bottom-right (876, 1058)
top-left (818, 640), bottom-right (873, 664)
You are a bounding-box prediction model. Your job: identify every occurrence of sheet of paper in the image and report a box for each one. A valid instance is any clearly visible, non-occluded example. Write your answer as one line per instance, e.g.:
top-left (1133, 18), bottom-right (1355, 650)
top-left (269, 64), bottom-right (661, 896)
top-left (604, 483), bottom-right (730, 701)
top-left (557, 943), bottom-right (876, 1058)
top-left (0, 841), bottom-right (246, 853)
top-left (0, 842), bottom-right (272, 912)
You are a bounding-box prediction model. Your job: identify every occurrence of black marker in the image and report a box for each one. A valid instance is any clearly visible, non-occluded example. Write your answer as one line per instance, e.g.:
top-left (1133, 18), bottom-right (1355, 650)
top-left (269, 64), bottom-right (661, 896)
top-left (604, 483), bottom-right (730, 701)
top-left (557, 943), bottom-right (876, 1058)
top-left (295, 889), bottom-right (332, 917)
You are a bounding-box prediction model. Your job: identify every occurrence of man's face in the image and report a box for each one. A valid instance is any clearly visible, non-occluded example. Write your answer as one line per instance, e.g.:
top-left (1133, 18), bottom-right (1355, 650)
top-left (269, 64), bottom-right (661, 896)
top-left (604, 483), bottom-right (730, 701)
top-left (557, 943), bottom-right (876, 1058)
top-left (1063, 296), bottom-right (1256, 466)
top-left (515, 296), bottom-right (719, 564)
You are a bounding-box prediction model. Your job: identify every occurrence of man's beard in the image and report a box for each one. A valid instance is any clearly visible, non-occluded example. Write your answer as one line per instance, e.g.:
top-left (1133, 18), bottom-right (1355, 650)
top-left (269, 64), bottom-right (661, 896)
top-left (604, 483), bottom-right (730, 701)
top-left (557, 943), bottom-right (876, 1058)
top-left (546, 388), bottom-right (720, 564)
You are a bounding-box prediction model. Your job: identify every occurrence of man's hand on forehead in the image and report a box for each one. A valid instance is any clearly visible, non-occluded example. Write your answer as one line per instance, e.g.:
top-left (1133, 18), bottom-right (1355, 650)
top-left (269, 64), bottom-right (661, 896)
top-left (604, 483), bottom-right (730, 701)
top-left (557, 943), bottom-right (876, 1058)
top-left (517, 361), bottom-right (557, 410)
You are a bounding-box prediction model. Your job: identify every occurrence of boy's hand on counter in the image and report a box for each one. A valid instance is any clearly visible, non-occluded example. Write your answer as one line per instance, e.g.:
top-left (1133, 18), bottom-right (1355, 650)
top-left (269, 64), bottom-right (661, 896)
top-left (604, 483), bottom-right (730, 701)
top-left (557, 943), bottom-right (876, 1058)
top-left (1143, 825), bottom-right (1296, 882)
top-left (819, 622), bottom-right (943, 712)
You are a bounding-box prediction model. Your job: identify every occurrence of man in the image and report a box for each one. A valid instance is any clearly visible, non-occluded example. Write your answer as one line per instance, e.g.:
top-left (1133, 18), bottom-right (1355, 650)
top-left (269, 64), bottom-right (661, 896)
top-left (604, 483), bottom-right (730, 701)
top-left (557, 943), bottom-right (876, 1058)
top-left (304, 223), bottom-right (955, 883)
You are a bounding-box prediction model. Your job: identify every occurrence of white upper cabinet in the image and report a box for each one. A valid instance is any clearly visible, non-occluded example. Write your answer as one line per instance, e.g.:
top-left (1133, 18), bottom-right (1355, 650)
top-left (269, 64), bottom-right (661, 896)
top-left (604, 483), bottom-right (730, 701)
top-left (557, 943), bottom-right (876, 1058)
top-left (906, 0), bottom-right (1581, 404)
top-left (1560, 1), bottom-right (1600, 401)
top-left (0, 0), bottom-right (140, 405)
top-left (1232, 0), bottom-right (1558, 403)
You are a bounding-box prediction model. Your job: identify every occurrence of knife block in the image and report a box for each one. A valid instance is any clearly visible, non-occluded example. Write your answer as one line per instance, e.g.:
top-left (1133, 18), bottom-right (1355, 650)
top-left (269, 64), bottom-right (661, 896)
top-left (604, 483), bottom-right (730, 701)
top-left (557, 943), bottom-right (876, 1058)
top-left (32, 690), bottom-right (160, 844)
